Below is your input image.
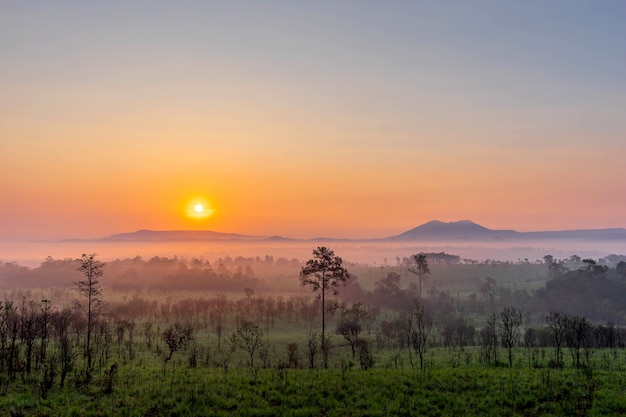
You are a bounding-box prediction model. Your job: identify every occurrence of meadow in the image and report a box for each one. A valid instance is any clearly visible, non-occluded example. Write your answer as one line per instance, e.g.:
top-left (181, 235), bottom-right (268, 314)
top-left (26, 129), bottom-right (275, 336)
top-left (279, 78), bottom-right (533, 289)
top-left (2, 319), bottom-right (626, 417)
top-left (1, 251), bottom-right (626, 416)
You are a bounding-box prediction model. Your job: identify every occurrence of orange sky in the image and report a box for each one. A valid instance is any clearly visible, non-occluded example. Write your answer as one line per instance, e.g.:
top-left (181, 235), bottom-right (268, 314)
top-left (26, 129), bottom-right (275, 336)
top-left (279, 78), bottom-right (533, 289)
top-left (1, 2), bottom-right (625, 240)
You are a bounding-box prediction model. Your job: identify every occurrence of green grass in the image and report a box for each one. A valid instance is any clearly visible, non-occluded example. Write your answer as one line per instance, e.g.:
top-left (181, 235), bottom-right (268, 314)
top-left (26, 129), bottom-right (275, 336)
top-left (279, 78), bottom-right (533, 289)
top-left (3, 346), bottom-right (626, 416)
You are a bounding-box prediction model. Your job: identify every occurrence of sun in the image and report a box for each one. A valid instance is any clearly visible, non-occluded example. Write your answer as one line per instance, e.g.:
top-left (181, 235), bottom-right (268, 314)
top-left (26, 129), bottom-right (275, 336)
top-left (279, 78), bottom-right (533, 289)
top-left (185, 199), bottom-right (215, 220)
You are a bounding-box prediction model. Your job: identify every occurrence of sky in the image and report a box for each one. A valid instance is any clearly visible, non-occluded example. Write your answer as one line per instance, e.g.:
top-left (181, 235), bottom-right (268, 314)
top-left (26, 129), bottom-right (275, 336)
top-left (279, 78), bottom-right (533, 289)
top-left (1, 1), bottom-right (625, 241)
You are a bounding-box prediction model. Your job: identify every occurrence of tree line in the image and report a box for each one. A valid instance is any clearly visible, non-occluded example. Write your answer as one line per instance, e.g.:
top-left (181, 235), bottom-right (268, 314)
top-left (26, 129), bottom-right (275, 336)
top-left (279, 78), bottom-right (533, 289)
top-left (1, 249), bottom-right (626, 398)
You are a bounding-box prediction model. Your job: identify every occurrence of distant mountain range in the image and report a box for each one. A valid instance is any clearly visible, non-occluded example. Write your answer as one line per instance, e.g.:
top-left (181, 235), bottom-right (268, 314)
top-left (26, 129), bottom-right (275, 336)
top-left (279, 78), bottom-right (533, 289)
top-left (100, 221), bottom-right (626, 243)
top-left (387, 220), bottom-right (626, 241)
top-left (104, 229), bottom-right (286, 242)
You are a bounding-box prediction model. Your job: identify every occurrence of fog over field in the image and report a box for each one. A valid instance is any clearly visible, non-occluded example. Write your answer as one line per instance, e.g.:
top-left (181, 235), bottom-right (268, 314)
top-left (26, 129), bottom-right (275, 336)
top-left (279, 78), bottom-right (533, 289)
top-left (1, 237), bottom-right (621, 269)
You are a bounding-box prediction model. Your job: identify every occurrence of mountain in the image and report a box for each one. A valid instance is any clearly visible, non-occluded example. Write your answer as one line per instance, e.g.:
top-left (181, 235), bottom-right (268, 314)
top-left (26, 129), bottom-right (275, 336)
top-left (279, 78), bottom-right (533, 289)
top-left (387, 220), bottom-right (519, 241)
top-left (387, 220), bottom-right (626, 241)
top-left (103, 229), bottom-right (274, 242)
top-left (100, 222), bottom-right (626, 243)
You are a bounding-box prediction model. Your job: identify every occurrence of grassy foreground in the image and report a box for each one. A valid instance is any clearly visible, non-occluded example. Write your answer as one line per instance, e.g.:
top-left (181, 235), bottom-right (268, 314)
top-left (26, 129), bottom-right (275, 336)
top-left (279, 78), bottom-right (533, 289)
top-left (3, 363), bottom-right (626, 417)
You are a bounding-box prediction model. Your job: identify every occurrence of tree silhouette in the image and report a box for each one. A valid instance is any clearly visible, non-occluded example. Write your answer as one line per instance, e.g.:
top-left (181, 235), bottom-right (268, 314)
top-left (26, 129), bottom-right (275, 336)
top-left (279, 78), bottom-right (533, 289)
top-left (336, 303), bottom-right (372, 358)
top-left (500, 306), bottom-right (522, 368)
top-left (75, 253), bottom-right (104, 374)
top-left (408, 253), bottom-right (430, 300)
top-left (299, 247), bottom-right (350, 368)
top-left (162, 322), bottom-right (194, 364)
top-left (411, 300), bottom-right (433, 372)
top-left (546, 312), bottom-right (567, 369)
top-left (231, 320), bottom-right (265, 368)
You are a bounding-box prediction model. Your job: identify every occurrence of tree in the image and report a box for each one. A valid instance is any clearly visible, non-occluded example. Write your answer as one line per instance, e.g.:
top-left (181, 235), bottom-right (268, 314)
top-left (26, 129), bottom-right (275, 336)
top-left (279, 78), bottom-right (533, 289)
top-left (548, 260), bottom-right (568, 279)
top-left (480, 313), bottom-right (498, 366)
top-left (162, 322), bottom-right (194, 364)
top-left (19, 298), bottom-right (37, 374)
top-left (564, 315), bottom-right (591, 368)
top-left (299, 247), bottom-right (351, 368)
top-left (54, 307), bottom-right (75, 388)
top-left (75, 253), bottom-right (104, 373)
top-left (231, 320), bottom-right (265, 368)
top-left (0, 300), bottom-right (19, 381)
top-left (411, 300), bottom-right (433, 372)
top-left (375, 272), bottom-right (401, 294)
top-left (408, 253), bottom-right (430, 300)
top-left (546, 312), bottom-right (567, 369)
top-left (38, 299), bottom-right (52, 367)
top-left (500, 306), bottom-right (522, 368)
top-left (335, 303), bottom-right (373, 358)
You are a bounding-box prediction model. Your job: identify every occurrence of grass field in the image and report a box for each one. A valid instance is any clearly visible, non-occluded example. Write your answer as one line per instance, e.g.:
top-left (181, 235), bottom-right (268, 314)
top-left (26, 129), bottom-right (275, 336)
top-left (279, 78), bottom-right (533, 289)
top-left (3, 357), bottom-right (626, 416)
top-left (2, 257), bottom-right (625, 416)
top-left (3, 324), bottom-right (626, 417)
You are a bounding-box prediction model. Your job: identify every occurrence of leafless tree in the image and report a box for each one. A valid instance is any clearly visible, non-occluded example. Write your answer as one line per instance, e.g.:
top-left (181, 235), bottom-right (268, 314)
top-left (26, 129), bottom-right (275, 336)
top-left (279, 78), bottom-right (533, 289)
top-left (335, 303), bottom-right (373, 358)
top-left (162, 322), bottom-right (194, 364)
top-left (480, 313), bottom-right (498, 366)
top-left (231, 320), bottom-right (264, 368)
top-left (500, 306), bottom-right (522, 368)
top-left (306, 331), bottom-right (319, 369)
top-left (565, 315), bottom-right (591, 368)
top-left (411, 300), bottom-right (433, 372)
top-left (546, 312), bottom-right (568, 369)
top-left (19, 298), bottom-right (37, 374)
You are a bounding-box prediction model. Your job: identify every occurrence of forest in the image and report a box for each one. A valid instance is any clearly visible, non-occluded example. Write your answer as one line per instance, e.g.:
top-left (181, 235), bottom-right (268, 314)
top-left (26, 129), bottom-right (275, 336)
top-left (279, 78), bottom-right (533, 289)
top-left (1, 248), bottom-right (626, 416)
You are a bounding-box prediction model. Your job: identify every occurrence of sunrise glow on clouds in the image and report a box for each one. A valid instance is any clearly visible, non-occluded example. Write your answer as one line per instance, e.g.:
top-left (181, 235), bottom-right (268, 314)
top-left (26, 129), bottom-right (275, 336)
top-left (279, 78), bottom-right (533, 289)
top-left (1, 1), bottom-right (625, 240)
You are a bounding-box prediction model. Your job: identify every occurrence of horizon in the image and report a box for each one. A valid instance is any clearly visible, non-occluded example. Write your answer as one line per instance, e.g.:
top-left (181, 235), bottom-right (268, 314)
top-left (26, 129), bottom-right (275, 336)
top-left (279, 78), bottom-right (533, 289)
top-left (4, 218), bottom-right (626, 243)
top-left (2, 2), bottom-right (625, 242)
top-left (72, 219), bottom-right (626, 241)
top-left (2, 218), bottom-right (624, 270)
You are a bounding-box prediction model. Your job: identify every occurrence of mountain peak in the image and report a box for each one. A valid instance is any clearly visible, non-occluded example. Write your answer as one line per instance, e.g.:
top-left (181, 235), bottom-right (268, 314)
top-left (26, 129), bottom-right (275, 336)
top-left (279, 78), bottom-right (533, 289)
top-left (389, 220), bottom-right (516, 241)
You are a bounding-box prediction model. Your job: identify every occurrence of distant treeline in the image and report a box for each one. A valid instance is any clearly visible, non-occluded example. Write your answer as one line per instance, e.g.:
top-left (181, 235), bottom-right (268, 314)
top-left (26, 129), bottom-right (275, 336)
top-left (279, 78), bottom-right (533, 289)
top-left (0, 255), bottom-right (302, 291)
top-left (2, 253), bottom-right (626, 323)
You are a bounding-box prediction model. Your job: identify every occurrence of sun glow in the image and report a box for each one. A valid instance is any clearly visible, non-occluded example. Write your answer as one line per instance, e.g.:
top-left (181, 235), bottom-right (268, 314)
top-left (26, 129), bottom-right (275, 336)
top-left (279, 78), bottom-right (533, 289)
top-left (185, 199), bottom-right (215, 220)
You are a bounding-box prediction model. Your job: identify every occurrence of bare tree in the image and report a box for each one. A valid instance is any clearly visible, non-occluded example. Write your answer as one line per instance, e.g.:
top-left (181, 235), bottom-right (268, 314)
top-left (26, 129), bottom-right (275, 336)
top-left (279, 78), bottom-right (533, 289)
top-left (231, 320), bottom-right (264, 368)
top-left (411, 300), bottom-right (433, 372)
top-left (53, 308), bottom-right (75, 388)
top-left (480, 313), bottom-right (498, 366)
top-left (546, 312), bottom-right (567, 369)
top-left (395, 312), bottom-right (414, 368)
top-left (75, 253), bottom-right (104, 372)
top-left (211, 309), bottom-right (226, 351)
top-left (1, 300), bottom-right (19, 381)
top-left (500, 306), bottom-right (522, 368)
top-left (306, 331), bottom-right (319, 369)
top-left (300, 247), bottom-right (350, 368)
top-left (335, 303), bottom-right (373, 358)
top-left (408, 254), bottom-right (430, 300)
top-left (19, 298), bottom-right (37, 374)
top-left (143, 321), bottom-right (154, 350)
top-left (162, 322), bottom-right (194, 364)
top-left (524, 328), bottom-right (539, 369)
top-left (565, 315), bottom-right (591, 368)
top-left (38, 299), bottom-right (52, 367)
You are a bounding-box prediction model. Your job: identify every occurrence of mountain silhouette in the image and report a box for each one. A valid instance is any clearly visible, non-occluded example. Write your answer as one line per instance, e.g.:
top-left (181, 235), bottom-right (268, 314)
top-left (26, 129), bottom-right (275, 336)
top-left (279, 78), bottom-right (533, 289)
top-left (104, 230), bottom-right (272, 242)
top-left (98, 221), bottom-right (626, 243)
top-left (387, 220), bottom-right (519, 241)
top-left (387, 220), bottom-right (626, 241)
